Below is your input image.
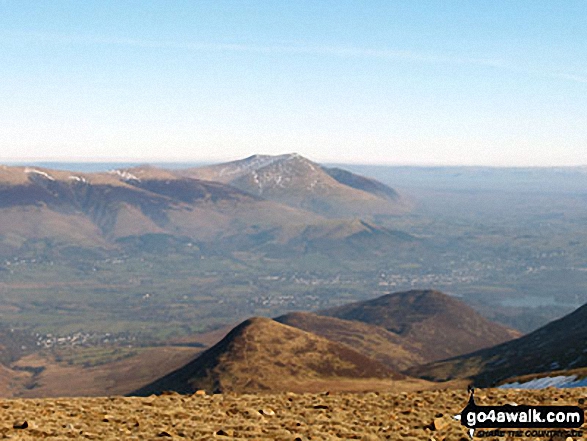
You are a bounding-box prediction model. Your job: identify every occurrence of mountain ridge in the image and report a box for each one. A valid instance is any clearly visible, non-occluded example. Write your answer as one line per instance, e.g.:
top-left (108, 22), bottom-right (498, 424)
top-left (134, 290), bottom-right (520, 395)
top-left (0, 158), bottom-right (413, 257)
top-left (274, 311), bottom-right (425, 371)
top-left (317, 290), bottom-right (521, 362)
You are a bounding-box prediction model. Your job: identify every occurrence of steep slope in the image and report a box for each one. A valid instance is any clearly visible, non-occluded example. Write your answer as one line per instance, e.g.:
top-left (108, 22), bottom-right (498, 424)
top-left (319, 290), bottom-right (520, 362)
top-left (132, 317), bottom-right (403, 395)
top-left (408, 301), bottom-right (587, 387)
top-left (322, 166), bottom-right (400, 200)
top-left (179, 154), bottom-right (409, 217)
top-left (274, 312), bottom-right (425, 371)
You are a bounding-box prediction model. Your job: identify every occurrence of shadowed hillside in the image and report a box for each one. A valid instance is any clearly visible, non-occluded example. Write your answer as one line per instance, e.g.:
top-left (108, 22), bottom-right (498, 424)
top-left (275, 311), bottom-right (425, 371)
top-left (408, 301), bottom-right (587, 387)
top-left (319, 290), bottom-right (520, 362)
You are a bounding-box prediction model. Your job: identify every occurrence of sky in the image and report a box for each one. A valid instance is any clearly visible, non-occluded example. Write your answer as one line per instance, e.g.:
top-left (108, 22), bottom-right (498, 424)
top-left (0, 1), bottom-right (586, 166)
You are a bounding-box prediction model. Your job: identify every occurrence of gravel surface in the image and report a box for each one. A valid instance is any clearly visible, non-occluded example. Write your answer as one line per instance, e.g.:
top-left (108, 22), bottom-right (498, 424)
top-left (0, 388), bottom-right (585, 440)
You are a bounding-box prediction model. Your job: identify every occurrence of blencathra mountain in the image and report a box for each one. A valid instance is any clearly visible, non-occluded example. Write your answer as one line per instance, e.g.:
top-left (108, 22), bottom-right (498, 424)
top-left (0, 155), bottom-right (410, 257)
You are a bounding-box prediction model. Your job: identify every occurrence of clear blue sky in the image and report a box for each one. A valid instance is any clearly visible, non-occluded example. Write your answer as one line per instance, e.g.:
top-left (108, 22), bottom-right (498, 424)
top-left (1, 1), bottom-right (585, 165)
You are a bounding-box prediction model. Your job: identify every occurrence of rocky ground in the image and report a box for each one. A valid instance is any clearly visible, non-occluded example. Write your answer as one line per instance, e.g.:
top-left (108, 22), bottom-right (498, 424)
top-left (0, 388), bottom-right (585, 440)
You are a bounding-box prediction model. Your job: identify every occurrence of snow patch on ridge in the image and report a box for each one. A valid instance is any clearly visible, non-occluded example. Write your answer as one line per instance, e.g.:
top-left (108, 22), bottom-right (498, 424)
top-left (110, 169), bottom-right (140, 182)
top-left (218, 154), bottom-right (286, 178)
top-left (69, 175), bottom-right (88, 183)
top-left (25, 168), bottom-right (55, 181)
top-left (500, 375), bottom-right (587, 389)
top-left (250, 154), bottom-right (326, 194)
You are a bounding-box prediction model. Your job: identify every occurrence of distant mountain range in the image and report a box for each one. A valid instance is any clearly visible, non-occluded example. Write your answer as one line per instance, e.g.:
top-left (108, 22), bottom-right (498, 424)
top-left (0, 155), bottom-right (411, 257)
top-left (133, 290), bottom-right (518, 395)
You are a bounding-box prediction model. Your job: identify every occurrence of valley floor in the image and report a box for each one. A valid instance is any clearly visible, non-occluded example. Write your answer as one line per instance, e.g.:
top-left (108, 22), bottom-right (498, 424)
top-left (0, 388), bottom-right (585, 440)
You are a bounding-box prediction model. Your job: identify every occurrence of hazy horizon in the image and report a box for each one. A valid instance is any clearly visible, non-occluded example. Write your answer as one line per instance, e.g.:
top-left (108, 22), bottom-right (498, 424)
top-left (3, 155), bottom-right (587, 169)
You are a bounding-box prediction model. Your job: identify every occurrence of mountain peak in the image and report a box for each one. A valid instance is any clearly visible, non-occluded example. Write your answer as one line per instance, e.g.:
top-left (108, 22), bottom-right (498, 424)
top-left (217, 153), bottom-right (310, 180)
top-left (179, 154), bottom-right (409, 217)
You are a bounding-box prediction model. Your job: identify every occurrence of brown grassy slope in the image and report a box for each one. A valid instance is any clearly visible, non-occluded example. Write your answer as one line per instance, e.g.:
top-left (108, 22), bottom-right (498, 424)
top-left (319, 290), bottom-right (521, 362)
top-left (132, 317), bottom-right (404, 396)
top-left (274, 311), bottom-right (425, 371)
top-left (0, 206), bottom-right (108, 247)
top-left (408, 301), bottom-right (587, 387)
top-left (8, 346), bottom-right (202, 398)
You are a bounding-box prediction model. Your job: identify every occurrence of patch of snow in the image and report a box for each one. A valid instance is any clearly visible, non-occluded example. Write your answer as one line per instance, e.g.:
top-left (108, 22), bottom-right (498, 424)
top-left (25, 168), bottom-right (55, 181)
top-left (110, 169), bottom-right (140, 182)
top-left (251, 171), bottom-right (263, 193)
top-left (307, 162), bottom-right (315, 171)
top-left (216, 153), bottom-right (308, 179)
top-left (500, 375), bottom-right (587, 389)
top-left (68, 175), bottom-right (87, 183)
top-left (308, 179), bottom-right (320, 190)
